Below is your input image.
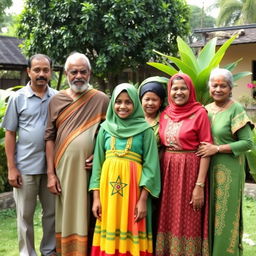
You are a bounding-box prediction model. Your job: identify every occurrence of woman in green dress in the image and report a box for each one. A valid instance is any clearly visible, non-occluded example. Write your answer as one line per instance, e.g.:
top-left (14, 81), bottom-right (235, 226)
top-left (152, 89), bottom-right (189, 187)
top-left (197, 68), bottom-right (254, 256)
top-left (89, 83), bottom-right (161, 255)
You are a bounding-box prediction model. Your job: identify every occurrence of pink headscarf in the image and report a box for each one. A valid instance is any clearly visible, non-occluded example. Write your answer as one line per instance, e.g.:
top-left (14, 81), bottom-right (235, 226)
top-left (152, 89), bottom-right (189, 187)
top-left (164, 73), bottom-right (204, 122)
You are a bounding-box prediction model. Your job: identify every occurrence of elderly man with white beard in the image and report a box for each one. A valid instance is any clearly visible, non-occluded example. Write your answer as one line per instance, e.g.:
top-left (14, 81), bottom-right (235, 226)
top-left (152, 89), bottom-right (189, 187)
top-left (45, 52), bottom-right (109, 256)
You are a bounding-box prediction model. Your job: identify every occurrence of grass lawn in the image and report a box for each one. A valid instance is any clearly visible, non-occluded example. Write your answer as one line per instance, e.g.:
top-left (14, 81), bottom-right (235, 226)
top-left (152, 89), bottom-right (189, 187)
top-left (0, 196), bottom-right (255, 255)
top-left (0, 203), bottom-right (42, 256)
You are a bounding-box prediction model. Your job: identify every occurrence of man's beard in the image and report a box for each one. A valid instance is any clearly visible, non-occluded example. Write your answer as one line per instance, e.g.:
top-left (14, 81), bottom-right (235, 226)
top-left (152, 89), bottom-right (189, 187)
top-left (68, 78), bottom-right (89, 93)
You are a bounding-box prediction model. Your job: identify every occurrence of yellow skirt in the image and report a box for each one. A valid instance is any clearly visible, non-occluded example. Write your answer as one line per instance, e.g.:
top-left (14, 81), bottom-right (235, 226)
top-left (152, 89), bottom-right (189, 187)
top-left (91, 150), bottom-right (153, 256)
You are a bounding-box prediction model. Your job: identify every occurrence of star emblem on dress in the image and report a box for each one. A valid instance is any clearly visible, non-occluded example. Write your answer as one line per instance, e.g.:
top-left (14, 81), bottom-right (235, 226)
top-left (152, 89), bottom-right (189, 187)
top-left (110, 176), bottom-right (128, 196)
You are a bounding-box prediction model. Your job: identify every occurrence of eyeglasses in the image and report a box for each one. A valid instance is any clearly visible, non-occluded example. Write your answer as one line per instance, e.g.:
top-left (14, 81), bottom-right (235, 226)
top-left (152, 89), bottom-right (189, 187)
top-left (68, 69), bottom-right (89, 76)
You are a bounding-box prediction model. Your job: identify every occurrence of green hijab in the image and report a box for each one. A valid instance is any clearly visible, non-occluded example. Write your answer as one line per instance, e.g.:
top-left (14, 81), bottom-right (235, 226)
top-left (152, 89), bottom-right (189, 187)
top-left (101, 83), bottom-right (150, 138)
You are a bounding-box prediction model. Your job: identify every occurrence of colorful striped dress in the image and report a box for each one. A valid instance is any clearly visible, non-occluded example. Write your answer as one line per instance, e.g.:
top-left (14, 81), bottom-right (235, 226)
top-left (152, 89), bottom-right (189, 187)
top-left (89, 128), bottom-right (161, 256)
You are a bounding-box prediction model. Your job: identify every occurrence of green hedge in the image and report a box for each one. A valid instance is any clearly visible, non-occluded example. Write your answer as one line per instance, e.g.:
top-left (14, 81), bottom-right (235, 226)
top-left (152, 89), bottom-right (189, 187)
top-left (0, 143), bottom-right (11, 192)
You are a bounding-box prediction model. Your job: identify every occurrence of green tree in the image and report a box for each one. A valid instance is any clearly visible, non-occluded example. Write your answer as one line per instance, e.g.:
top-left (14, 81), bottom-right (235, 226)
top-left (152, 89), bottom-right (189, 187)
top-left (189, 5), bottom-right (215, 30)
top-left (0, 14), bottom-right (19, 36)
top-left (0, 0), bottom-right (12, 23)
top-left (188, 5), bottom-right (215, 43)
top-left (215, 0), bottom-right (256, 26)
top-left (0, 0), bottom-right (13, 32)
top-left (17, 0), bottom-right (190, 91)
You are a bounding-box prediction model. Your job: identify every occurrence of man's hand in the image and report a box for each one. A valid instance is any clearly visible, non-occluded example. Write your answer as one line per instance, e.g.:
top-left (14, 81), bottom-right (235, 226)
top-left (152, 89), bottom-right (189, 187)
top-left (47, 174), bottom-right (61, 195)
top-left (8, 167), bottom-right (22, 188)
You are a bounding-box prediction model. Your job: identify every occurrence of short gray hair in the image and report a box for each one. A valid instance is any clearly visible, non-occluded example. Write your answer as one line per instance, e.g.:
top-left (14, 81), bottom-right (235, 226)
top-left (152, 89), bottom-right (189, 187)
top-left (64, 52), bottom-right (91, 72)
top-left (208, 68), bottom-right (233, 88)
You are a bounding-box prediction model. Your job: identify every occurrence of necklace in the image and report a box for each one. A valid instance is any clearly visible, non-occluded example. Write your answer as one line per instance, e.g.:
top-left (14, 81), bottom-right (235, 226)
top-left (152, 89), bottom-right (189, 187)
top-left (111, 136), bottom-right (132, 157)
top-left (211, 100), bottom-right (232, 123)
top-left (212, 99), bottom-right (232, 113)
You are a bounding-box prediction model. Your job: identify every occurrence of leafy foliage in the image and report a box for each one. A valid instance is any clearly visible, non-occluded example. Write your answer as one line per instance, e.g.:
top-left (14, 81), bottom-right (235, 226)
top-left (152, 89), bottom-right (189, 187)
top-left (17, 0), bottom-right (190, 91)
top-left (0, 87), bottom-right (20, 192)
top-left (246, 128), bottom-right (256, 182)
top-left (0, 14), bottom-right (20, 36)
top-left (0, 144), bottom-right (9, 192)
top-left (216, 0), bottom-right (256, 26)
top-left (0, 88), bottom-right (16, 143)
top-left (0, 0), bottom-right (12, 25)
top-left (147, 35), bottom-right (251, 105)
top-left (188, 5), bottom-right (215, 42)
top-left (189, 5), bottom-right (215, 29)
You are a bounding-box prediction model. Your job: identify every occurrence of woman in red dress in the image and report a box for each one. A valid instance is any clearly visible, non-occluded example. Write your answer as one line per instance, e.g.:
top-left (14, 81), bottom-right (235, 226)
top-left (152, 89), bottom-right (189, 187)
top-left (156, 73), bottom-right (212, 256)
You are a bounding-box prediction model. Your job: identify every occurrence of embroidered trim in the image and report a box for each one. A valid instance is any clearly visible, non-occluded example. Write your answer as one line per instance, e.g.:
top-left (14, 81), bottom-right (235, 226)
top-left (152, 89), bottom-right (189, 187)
top-left (156, 232), bottom-right (209, 255)
top-left (231, 111), bottom-right (251, 134)
top-left (214, 164), bottom-right (232, 236)
top-left (227, 189), bottom-right (242, 254)
top-left (164, 117), bottom-right (183, 149)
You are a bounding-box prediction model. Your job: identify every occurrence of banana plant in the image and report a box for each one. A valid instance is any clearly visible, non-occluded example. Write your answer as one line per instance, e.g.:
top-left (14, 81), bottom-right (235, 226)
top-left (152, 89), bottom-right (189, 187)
top-left (147, 35), bottom-right (251, 105)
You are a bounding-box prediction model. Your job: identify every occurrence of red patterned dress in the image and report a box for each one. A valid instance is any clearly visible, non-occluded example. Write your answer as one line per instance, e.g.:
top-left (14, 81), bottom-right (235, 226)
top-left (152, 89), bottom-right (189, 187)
top-left (156, 107), bottom-right (212, 256)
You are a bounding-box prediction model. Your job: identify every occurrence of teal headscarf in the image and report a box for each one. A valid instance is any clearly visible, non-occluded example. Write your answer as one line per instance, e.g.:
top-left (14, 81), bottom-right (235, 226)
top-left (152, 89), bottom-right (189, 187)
top-left (101, 83), bottom-right (150, 138)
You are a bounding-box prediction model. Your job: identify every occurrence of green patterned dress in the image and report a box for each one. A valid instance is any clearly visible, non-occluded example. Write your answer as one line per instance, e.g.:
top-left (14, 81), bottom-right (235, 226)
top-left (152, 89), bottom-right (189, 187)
top-left (206, 102), bottom-right (253, 256)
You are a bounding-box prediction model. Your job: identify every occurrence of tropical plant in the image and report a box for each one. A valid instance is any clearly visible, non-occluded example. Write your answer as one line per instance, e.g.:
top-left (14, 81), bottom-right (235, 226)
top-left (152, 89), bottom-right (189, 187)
top-left (147, 34), bottom-right (251, 105)
top-left (214, 0), bottom-right (256, 26)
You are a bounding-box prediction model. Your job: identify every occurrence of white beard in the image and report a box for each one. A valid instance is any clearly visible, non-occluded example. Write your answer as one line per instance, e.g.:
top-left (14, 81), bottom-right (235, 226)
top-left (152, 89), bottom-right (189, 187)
top-left (68, 79), bottom-right (89, 93)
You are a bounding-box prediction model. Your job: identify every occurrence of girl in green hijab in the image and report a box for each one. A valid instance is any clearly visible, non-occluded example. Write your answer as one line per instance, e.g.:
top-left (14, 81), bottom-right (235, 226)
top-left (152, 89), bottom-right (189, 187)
top-left (89, 83), bottom-right (161, 256)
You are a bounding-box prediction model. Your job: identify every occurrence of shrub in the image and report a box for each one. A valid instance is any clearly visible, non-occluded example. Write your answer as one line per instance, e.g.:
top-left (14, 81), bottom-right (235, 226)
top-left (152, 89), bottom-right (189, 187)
top-left (0, 144), bottom-right (10, 192)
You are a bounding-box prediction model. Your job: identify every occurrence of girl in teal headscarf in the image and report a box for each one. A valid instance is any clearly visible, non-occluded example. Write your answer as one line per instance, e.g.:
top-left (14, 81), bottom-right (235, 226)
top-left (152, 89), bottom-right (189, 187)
top-left (89, 83), bottom-right (161, 256)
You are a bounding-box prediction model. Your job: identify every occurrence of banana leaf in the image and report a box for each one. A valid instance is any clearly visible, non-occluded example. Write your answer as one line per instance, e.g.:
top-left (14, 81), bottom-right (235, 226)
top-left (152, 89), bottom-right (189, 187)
top-left (177, 36), bottom-right (199, 73)
top-left (223, 58), bottom-right (243, 72)
top-left (197, 37), bottom-right (217, 70)
top-left (146, 62), bottom-right (178, 76)
top-left (233, 72), bottom-right (252, 83)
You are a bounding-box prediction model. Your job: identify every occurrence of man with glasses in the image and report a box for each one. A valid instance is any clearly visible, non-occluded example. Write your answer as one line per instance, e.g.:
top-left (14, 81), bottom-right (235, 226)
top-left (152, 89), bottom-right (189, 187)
top-left (45, 52), bottom-right (109, 255)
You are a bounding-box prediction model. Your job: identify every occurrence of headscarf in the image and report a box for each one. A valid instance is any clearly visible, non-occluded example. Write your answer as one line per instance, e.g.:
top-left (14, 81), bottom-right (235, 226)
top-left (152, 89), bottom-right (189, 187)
top-left (164, 73), bottom-right (204, 122)
top-left (138, 76), bottom-right (167, 101)
top-left (101, 83), bottom-right (150, 138)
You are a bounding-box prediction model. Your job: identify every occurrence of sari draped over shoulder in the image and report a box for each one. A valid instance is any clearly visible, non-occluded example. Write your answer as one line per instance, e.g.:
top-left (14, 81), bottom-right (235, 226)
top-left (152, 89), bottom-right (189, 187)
top-left (45, 88), bottom-right (109, 256)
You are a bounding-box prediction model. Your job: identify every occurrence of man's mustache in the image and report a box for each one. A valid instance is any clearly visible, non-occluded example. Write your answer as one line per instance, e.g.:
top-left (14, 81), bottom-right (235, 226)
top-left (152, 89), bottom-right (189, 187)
top-left (73, 78), bottom-right (86, 83)
top-left (36, 76), bottom-right (47, 81)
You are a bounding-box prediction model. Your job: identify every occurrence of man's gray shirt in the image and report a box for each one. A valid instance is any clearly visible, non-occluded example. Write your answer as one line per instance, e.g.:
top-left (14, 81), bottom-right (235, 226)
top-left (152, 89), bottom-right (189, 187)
top-left (2, 84), bottom-right (57, 174)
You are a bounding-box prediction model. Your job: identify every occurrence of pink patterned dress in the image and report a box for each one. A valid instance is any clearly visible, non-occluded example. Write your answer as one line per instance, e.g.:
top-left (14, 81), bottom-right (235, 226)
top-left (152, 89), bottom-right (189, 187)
top-left (156, 107), bottom-right (212, 256)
